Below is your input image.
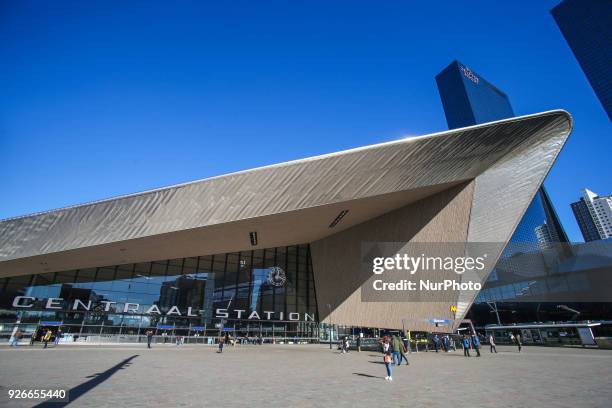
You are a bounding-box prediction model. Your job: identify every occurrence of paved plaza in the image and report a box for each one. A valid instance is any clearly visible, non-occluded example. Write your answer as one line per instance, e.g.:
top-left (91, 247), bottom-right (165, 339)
top-left (0, 343), bottom-right (610, 408)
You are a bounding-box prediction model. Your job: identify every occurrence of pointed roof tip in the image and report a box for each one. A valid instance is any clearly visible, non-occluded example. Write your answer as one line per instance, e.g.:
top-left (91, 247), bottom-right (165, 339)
top-left (0, 110), bottom-right (573, 224)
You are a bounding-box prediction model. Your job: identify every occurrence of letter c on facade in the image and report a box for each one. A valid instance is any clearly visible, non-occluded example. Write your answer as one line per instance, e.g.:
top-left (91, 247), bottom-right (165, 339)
top-left (13, 296), bottom-right (35, 308)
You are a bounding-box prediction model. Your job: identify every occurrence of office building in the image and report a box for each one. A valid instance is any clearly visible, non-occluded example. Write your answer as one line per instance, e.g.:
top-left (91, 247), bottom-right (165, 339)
top-left (572, 188), bottom-right (612, 241)
top-left (552, 0), bottom-right (612, 120)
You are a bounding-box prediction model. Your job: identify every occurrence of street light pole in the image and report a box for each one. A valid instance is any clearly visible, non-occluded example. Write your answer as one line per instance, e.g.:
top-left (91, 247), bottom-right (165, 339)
top-left (326, 303), bottom-right (332, 350)
top-left (487, 302), bottom-right (502, 325)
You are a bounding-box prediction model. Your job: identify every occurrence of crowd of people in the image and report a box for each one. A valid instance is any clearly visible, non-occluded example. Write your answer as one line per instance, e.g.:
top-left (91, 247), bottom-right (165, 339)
top-left (8, 326), bottom-right (525, 365)
top-left (380, 333), bottom-right (411, 382)
top-left (342, 330), bottom-right (525, 381)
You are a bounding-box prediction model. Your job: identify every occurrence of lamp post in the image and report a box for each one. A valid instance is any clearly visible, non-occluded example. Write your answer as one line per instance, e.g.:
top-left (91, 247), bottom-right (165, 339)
top-left (486, 301), bottom-right (502, 326)
top-left (326, 303), bottom-right (332, 350)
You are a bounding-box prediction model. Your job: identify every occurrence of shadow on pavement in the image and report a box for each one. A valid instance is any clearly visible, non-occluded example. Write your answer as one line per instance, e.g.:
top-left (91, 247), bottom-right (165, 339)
top-left (33, 354), bottom-right (139, 408)
top-left (352, 373), bottom-right (384, 379)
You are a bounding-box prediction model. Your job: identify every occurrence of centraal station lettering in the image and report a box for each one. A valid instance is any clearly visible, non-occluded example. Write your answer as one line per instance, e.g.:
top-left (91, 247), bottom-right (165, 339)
top-left (12, 296), bottom-right (315, 322)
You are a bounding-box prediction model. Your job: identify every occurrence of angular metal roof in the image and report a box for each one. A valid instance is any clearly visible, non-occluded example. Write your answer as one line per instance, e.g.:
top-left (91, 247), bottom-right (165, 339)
top-left (0, 110), bottom-right (572, 278)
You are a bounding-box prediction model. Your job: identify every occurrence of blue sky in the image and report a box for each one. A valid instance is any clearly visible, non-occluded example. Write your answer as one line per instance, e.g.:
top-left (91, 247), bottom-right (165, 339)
top-left (1, 0), bottom-right (610, 242)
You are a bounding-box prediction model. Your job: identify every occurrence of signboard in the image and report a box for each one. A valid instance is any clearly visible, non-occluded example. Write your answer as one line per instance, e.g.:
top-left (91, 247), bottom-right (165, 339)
top-left (429, 319), bottom-right (449, 326)
top-left (40, 321), bottom-right (62, 326)
top-left (158, 325), bottom-right (174, 330)
top-left (12, 296), bottom-right (314, 322)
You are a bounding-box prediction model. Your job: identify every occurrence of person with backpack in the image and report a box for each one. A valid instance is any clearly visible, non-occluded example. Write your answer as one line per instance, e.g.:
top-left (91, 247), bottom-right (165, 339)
top-left (391, 334), bottom-right (403, 365)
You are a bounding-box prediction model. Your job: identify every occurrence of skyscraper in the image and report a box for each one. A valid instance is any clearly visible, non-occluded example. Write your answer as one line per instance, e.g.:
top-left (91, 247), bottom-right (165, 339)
top-left (436, 60), bottom-right (514, 128)
top-left (571, 188), bottom-right (612, 241)
top-left (551, 0), bottom-right (612, 120)
top-left (435, 60), bottom-right (569, 249)
top-left (436, 60), bottom-right (575, 327)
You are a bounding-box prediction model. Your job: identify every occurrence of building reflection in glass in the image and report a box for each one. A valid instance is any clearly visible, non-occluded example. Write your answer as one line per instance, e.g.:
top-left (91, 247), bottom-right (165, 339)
top-left (0, 244), bottom-right (319, 343)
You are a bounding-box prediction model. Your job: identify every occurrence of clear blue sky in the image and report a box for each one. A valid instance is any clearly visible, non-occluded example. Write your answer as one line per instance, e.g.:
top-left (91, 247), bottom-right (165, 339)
top-left (1, 1), bottom-right (610, 242)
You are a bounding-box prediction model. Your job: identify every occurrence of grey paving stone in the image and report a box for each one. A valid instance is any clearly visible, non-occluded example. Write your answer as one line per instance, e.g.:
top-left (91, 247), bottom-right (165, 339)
top-left (0, 344), bottom-right (610, 408)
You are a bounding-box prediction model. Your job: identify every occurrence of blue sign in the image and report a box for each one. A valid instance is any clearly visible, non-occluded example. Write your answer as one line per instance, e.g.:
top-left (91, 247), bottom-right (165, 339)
top-left (40, 321), bottom-right (62, 326)
top-left (222, 327), bottom-right (235, 331)
top-left (191, 326), bottom-right (204, 331)
top-left (429, 319), bottom-right (449, 325)
top-left (158, 325), bottom-right (174, 329)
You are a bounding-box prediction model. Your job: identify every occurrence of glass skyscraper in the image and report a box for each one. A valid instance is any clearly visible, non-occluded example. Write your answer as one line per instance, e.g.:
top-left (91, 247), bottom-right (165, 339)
top-left (436, 60), bottom-right (575, 325)
top-left (552, 0), bottom-right (612, 120)
top-left (436, 60), bottom-right (515, 128)
top-left (435, 60), bottom-right (569, 250)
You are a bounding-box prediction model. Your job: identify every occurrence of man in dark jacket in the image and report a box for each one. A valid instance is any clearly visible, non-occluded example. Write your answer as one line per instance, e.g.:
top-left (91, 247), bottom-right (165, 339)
top-left (472, 333), bottom-right (481, 357)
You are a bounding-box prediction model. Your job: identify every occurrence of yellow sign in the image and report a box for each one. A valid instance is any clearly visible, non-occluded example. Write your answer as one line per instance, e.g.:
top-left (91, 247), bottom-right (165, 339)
top-left (450, 305), bottom-right (457, 313)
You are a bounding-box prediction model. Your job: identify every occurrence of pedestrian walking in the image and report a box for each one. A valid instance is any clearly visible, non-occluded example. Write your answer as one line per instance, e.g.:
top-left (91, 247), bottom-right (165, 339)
top-left (402, 334), bottom-right (411, 355)
top-left (356, 335), bottom-right (362, 352)
top-left (432, 334), bottom-right (440, 352)
top-left (399, 338), bottom-right (410, 365)
top-left (218, 338), bottom-right (225, 353)
top-left (489, 334), bottom-right (497, 353)
top-left (516, 334), bottom-right (522, 353)
top-left (462, 335), bottom-right (471, 357)
top-left (391, 334), bottom-right (403, 366)
top-left (9, 329), bottom-right (23, 347)
top-left (146, 329), bottom-right (154, 349)
top-left (383, 338), bottom-right (393, 382)
top-left (54, 329), bottom-right (62, 346)
top-left (42, 329), bottom-right (52, 349)
top-left (472, 333), bottom-right (481, 357)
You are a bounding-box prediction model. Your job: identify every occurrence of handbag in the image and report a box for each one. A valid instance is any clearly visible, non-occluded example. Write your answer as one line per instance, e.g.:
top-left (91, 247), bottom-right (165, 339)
top-left (384, 354), bottom-right (391, 363)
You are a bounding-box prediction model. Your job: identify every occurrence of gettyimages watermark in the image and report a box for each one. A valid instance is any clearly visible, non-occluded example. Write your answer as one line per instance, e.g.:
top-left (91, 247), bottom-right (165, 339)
top-left (361, 242), bottom-right (502, 302)
top-left (361, 241), bottom-right (612, 303)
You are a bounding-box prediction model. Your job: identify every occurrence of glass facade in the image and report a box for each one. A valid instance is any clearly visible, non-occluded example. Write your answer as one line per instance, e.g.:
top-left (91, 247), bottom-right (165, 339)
top-left (572, 198), bottom-right (603, 242)
top-left (433, 60), bottom-right (612, 328)
top-left (468, 240), bottom-right (612, 326)
top-left (0, 244), bottom-right (319, 344)
top-left (435, 60), bottom-right (514, 129)
top-left (552, 0), bottom-right (612, 120)
top-left (498, 188), bottom-right (568, 257)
